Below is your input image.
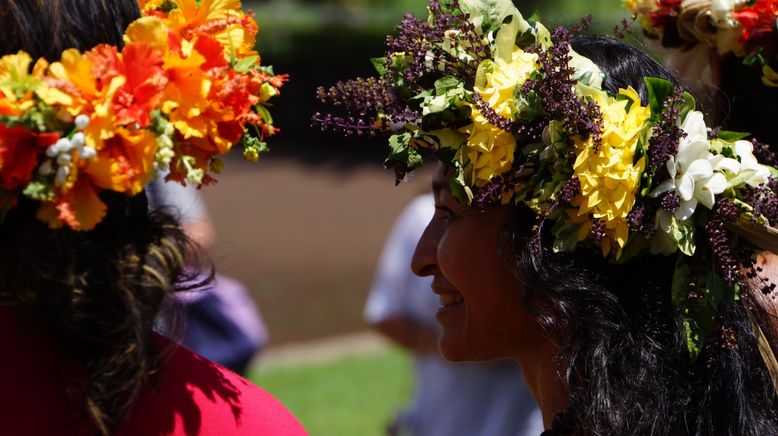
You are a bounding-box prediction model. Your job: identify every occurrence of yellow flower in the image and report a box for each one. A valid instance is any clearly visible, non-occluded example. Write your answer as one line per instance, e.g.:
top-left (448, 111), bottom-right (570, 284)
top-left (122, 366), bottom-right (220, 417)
top-left (570, 86), bottom-right (650, 258)
top-left (459, 116), bottom-right (516, 187)
top-left (762, 64), bottom-right (778, 87)
top-left (0, 52), bottom-right (70, 110)
top-left (460, 46), bottom-right (537, 187)
top-left (138, 0), bottom-right (166, 13)
top-left (475, 47), bottom-right (538, 118)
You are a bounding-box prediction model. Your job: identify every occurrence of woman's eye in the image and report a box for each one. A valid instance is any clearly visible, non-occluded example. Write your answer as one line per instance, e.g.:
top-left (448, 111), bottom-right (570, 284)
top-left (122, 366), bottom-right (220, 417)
top-left (435, 206), bottom-right (457, 221)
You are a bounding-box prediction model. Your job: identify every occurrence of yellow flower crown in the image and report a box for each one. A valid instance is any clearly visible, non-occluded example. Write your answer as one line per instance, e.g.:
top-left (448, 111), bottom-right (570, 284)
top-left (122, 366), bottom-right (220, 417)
top-left (0, 0), bottom-right (286, 230)
top-left (315, 0), bottom-right (778, 360)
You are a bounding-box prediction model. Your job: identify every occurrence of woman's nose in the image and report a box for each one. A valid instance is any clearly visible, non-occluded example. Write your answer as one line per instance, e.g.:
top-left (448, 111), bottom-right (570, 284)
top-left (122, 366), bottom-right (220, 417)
top-left (411, 220), bottom-right (438, 277)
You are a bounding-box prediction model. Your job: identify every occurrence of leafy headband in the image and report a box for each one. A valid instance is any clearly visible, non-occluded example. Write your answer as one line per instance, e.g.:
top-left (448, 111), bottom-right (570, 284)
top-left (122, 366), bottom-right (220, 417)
top-left (625, 0), bottom-right (778, 86)
top-left (0, 0), bottom-right (286, 231)
top-left (313, 0), bottom-right (778, 359)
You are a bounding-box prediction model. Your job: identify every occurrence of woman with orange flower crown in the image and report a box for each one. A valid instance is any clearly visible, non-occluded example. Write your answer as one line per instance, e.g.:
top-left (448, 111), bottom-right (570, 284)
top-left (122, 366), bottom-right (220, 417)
top-left (0, 0), bottom-right (304, 434)
top-left (315, 0), bottom-right (778, 433)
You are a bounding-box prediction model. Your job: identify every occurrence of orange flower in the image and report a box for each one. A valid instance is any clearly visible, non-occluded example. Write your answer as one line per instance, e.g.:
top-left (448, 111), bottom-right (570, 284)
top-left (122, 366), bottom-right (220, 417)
top-left (166, 0), bottom-right (258, 59)
top-left (84, 128), bottom-right (158, 195)
top-left (50, 178), bottom-right (107, 231)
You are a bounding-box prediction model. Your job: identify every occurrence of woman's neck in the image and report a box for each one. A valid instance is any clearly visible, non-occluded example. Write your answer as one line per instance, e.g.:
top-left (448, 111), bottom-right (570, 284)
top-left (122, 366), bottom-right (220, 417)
top-left (514, 339), bottom-right (567, 429)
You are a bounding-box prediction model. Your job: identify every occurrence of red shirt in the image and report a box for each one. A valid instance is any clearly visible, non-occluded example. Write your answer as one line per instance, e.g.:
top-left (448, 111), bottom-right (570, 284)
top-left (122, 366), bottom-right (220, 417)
top-left (0, 307), bottom-right (307, 435)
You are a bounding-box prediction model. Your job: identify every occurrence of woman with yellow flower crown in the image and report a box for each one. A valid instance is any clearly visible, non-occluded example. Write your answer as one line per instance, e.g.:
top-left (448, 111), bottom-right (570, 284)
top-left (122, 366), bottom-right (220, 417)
top-left (0, 0), bottom-right (304, 434)
top-left (315, 0), bottom-right (778, 433)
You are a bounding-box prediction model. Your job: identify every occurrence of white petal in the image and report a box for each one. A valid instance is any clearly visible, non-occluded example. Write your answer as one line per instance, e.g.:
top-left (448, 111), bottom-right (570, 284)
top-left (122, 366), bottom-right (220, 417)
top-left (681, 111), bottom-right (707, 139)
top-left (746, 167), bottom-right (771, 187)
top-left (686, 159), bottom-right (713, 180)
top-left (665, 156), bottom-right (677, 179)
top-left (735, 139), bottom-right (754, 156)
top-left (678, 174), bottom-right (696, 201)
top-left (736, 140), bottom-right (759, 169)
top-left (650, 179), bottom-right (676, 197)
top-left (695, 184), bottom-right (716, 209)
top-left (705, 172), bottom-right (727, 195)
top-left (676, 198), bottom-right (698, 221)
top-left (712, 156), bottom-right (740, 174)
top-left (657, 210), bottom-right (673, 232)
top-left (678, 140), bottom-right (711, 169)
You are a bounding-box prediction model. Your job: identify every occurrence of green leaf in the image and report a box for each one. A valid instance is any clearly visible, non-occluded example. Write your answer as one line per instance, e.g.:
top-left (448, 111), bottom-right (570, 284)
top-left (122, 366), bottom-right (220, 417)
top-left (716, 130), bottom-right (751, 142)
top-left (644, 77), bottom-right (674, 118)
top-left (425, 128), bottom-right (466, 150)
top-left (255, 105), bottom-right (274, 125)
top-left (671, 260), bottom-right (691, 307)
top-left (514, 89), bottom-right (545, 122)
top-left (551, 218), bottom-right (580, 253)
top-left (726, 169), bottom-right (757, 190)
top-left (459, 0), bottom-right (522, 34)
top-left (450, 163), bottom-right (473, 204)
top-left (371, 57), bottom-right (388, 76)
top-left (232, 55), bottom-right (259, 73)
top-left (665, 214), bottom-right (696, 256)
top-left (22, 180), bottom-right (54, 202)
top-left (495, 14), bottom-right (520, 64)
top-left (434, 76), bottom-right (462, 94)
top-left (678, 92), bottom-right (696, 122)
top-left (385, 133), bottom-right (423, 185)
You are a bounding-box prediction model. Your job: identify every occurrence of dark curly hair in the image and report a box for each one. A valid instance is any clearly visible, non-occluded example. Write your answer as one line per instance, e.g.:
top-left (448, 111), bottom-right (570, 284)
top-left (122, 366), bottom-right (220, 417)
top-left (502, 36), bottom-right (778, 435)
top-left (0, 1), bottom-right (203, 434)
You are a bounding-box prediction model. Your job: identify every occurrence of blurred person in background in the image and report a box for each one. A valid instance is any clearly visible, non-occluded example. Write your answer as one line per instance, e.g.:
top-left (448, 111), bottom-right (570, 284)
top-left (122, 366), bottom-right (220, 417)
top-left (149, 178), bottom-right (269, 375)
top-left (0, 0), bottom-right (304, 434)
top-left (365, 193), bottom-right (544, 436)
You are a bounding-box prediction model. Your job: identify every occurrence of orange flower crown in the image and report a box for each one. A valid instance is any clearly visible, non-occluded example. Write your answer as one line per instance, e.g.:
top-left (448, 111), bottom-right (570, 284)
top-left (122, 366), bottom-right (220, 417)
top-left (0, 0), bottom-right (287, 230)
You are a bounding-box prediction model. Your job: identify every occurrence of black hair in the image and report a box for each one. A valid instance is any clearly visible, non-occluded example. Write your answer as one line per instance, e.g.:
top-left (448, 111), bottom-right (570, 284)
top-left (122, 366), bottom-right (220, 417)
top-left (503, 35), bottom-right (778, 435)
top-left (717, 55), bottom-right (778, 148)
top-left (0, 0), bottom-right (140, 60)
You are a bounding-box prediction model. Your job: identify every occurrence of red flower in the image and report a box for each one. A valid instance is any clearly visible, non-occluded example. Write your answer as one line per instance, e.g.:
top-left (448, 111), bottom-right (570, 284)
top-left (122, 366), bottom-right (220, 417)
top-left (0, 125), bottom-right (59, 190)
top-left (733, 0), bottom-right (778, 43)
top-left (649, 0), bottom-right (683, 31)
top-left (112, 43), bottom-right (165, 127)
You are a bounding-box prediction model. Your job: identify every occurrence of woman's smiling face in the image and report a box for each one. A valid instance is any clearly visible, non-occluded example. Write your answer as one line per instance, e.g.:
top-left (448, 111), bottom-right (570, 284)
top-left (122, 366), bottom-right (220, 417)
top-left (411, 165), bottom-right (542, 362)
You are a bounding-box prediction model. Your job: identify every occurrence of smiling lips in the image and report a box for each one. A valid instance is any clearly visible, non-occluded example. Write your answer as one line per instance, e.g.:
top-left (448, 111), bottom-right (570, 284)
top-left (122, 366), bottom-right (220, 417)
top-left (438, 293), bottom-right (464, 308)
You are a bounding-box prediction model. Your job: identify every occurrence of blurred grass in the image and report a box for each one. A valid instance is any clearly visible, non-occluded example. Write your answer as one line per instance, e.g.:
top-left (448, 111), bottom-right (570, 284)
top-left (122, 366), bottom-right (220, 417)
top-left (249, 348), bottom-right (413, 435)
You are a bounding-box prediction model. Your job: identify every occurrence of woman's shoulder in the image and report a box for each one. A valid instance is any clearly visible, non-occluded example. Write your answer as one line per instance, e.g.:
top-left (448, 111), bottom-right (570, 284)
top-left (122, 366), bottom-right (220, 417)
top-left (119, 337), bottom-right (306, 436)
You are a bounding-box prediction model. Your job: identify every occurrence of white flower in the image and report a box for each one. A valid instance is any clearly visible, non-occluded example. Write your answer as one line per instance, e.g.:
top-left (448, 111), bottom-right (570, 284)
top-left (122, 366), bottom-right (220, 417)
top-left (734, 140), bottom-right (771, 186)
top-left (74, 114), bottom-right (90, 130)
top-left (708, 0), bottom-right (745, 27)
top-left (650, 111), bottom-right (727, 220)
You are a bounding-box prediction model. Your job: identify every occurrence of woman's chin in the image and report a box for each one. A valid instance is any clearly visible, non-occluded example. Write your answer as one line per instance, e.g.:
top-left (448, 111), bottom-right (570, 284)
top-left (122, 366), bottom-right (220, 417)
top-left (437, 332), bottom-right (481, 362)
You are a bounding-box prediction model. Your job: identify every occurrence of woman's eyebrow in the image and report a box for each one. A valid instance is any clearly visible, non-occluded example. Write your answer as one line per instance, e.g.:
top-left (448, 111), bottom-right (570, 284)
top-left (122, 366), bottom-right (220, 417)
top-left (432, 177), bottom-right (448, 196)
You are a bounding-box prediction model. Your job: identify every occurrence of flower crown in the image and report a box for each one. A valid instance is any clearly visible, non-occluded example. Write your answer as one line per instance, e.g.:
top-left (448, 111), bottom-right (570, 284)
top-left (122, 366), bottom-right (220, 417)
top-left (625, 0), bottom-right (778, 86)
top-left (314, 0), bottom-right (778, 359)
top-left (0, 0), bottom-right (287, 231)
